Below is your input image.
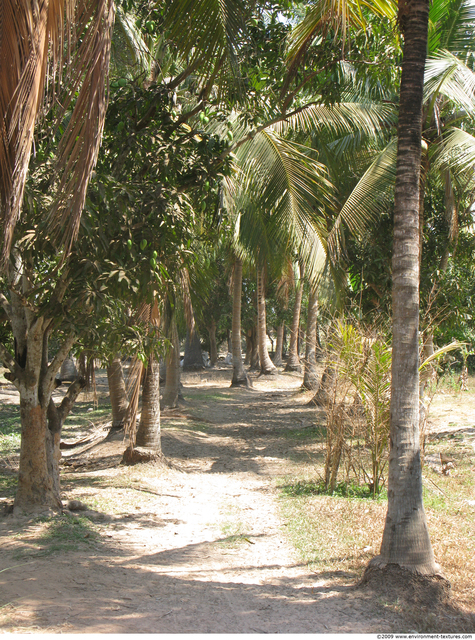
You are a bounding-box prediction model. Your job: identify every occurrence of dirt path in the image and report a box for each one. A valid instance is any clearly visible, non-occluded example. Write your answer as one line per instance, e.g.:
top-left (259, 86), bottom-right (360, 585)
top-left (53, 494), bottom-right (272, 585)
top-left (0, 368), bottom-right (422, 632)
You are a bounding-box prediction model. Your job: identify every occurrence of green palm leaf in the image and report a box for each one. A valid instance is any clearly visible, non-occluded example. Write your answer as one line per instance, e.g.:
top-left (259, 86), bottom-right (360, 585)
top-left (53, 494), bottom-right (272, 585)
top-left (424, 51), bottom-right (475, 113)
top-left (428, 0), bottom-right (475, 54)
top-left (433, 127), bottom-right (475, 178)
top-left (328, 138), bottom-right (397, 257)
top-left (162, 0), bottom-right (248, 81)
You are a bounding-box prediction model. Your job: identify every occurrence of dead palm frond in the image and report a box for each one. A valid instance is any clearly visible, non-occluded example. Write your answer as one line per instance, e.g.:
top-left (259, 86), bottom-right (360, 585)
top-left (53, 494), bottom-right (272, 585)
top-left (0, 0), bottom-right (115, 267)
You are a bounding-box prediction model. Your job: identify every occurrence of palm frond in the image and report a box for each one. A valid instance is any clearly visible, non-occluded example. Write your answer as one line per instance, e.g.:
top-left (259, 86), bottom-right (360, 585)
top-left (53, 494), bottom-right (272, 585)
top-left (424, 51), bottom-right (475, 113)
top-left (0, 0), bottom-right (114, 266)
top-left (232, 129), bottom-right (333, 284)
top-left (112, 5), bottom-right (154, 80)
top-left (47, 0), bottom-right (115, 253)
top-left (428, 0), bottom-right (475, 54)
top-left (162, 0), bottom-right (248, 82)
top-left (285, 0), bottom-right (396, 69)
top-left (433, 127), bottom-right (475, 177)
top-left (328, 138), bottom-right (397, 257)
top-left (276, 102), bottom-right (396, 145)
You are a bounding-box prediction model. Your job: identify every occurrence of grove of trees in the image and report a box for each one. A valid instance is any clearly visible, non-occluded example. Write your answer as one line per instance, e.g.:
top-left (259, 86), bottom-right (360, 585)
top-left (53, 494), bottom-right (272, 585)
top-left (2, 0), bottom-right (475, 596)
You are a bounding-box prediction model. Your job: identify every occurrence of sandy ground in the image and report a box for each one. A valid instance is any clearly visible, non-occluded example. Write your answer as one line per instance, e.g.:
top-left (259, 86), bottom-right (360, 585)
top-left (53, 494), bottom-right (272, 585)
top-left (0, 366), bottom-right (473, 633)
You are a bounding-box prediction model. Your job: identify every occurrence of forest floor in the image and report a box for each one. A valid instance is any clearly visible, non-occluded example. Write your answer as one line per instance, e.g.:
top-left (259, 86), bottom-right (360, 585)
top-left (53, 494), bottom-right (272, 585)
top-left (0, 363), bottom-right (474, 634)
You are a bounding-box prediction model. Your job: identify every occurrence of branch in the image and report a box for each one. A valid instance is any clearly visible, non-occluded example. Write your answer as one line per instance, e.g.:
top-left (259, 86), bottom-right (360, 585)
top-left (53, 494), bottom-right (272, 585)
top-left (0, 292), bottom-right (11, 318)
top-left (44, 331), bottom-right (77, 396)
top-left (0, 342), bottom-right (16, 374)
top-left (48, 376), bottom-right (87, 434)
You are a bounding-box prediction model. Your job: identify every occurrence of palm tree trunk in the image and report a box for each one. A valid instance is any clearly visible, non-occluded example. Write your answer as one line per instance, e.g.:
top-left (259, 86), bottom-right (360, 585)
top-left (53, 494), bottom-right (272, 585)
top-left (162, 313), bottom-right (181, 409)
top-left (208, 319), bottom-right (218, 367)
top-left (231, 258), bottom-right (251, 387)
top-left (183, 328), bottom-right (203, 370)
top-left (285, 263), bottom-right (305, 372)
top-left (273, 323), bottom-right (284, 366)
top-left (368, 0), bottom-right (439, 576)
top-left (302, 287), bottom-right (319, 390)
top-left (257, 267), bottom-right (276, 375)
top-left (107, 357), bottom-right (128, 428)
top-left (134, 356), bottom-right (161, 452)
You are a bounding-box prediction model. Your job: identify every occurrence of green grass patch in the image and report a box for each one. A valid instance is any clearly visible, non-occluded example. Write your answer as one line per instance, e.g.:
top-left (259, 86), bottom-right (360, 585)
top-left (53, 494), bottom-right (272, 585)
top-left (278, 475), bottom-right (387, 573)
top-left (283, 425), bottom-right (326, 441)
top-left (14, 514), bottom-right (99, 558)
top-left (191, 392), bottom-right (231, 401)
top-left (0, 405), bottom-right (21, 456)
top-left (217, 519), bottom-right (250, 547)
top-left (280, 479), bottom-right (387, 500)
top-left (62, 401), bottom-right (112, 430)
top-left (0, 473), bottom-right (17, 497)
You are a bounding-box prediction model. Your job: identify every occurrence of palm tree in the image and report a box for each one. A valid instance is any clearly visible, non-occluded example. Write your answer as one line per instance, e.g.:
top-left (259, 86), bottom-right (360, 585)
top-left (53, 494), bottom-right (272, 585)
top-left (302, 285), bottom-right (320, 390)
top-left (231, 257), bottom-right (252, 387)
top-left (365, 0), bottom-right (440, 577)
top-left (285, 262), bottom-right (305, 372)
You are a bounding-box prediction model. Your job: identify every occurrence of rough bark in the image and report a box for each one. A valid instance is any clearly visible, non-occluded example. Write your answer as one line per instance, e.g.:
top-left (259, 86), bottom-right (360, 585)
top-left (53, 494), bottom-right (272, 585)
top-left (1, 259), bottom-right (79, 514)
top-left (244, 326), bottom-right (257, 367)
top-left (134, 356), bottom-right (161, 453)
top-left (285, 264), bottom-right (305, 372)
top-left (231, 258), bottom-right (251, 388)
top-left (302, 287), bottom-right (319, 390)
top-left (107, 357), bottom-right (128, 428)
top-left (369, 0), bottom-right (440, 576)
top-left (273, 324), bottom-right (284, 366)
top-left (257, 267), bottom-right (276, 375)
top-left (183, 328), bottom-right (203, 370)
top-left (308, 365), bottom-right (335, 406)
top-left (162, 314), bottom-right (181, 408)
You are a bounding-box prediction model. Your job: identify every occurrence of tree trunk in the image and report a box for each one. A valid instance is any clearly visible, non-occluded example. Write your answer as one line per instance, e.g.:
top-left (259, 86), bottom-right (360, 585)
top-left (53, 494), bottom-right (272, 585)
top-left (273, 323), bottom-right (284, 366)
top-left (162, 314), bottom-right (181, 409)
top-left (368, 0), bottom-right (439, 576)
top-left (107, 357), bottom-right (128, 428)
top-left (231, 258), bottom-right (251, 387)
top-left (134, 356), bottom-right (161, 453)
top-left (257, 267), bottom-right (276, 375)
top-left (302, 287), bottom-right (319, 390)
top-left (5, 314), bottom-right (79, 513)
top-left (183, 328), bottom-right (203, 370)
top-left (285, 263), bottom-right (305, 372)
top-left (59, 355), bottom-right (78, 381)
top-left (309, 365), bottom-right (335, 406)
top-left (208, 319), bottom-right (218, 367)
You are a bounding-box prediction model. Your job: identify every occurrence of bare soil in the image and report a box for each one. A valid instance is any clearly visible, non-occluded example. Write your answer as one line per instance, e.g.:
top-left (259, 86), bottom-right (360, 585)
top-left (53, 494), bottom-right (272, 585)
top-left (0, 365), bottom-right (473, 633)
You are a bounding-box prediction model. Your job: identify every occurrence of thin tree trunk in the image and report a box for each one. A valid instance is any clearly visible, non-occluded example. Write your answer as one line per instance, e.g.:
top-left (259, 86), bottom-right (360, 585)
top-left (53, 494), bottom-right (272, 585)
top-left (285, 263), bottom-right (305, 372)
top-left (302, 287), bottom-right (319, 390)
top-left (309, 365), bottom-right (335, 406)
top-left (368, 0), bottom-right (439, 576)
top-left (60, 355), bottom-right (78, 381)
top-left (133, 356), bottom-right (161, 454)
top-left (208, 319), bottom-right (218, 367)
top-left (107, 357), bottom-right (128, 428)
top-left (273, 323), bottom-right (284, 366)
top-left (231, 258), bottom-right (251, 387)
top-left (257, 267), bottom-right (276, 375)
top-left (162, 313), bottom-right (181, 409)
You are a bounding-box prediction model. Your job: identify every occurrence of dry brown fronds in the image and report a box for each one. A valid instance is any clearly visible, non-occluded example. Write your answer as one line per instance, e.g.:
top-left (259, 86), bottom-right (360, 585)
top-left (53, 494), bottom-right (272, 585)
top-left (0, 0), bottom-right (114, 267)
